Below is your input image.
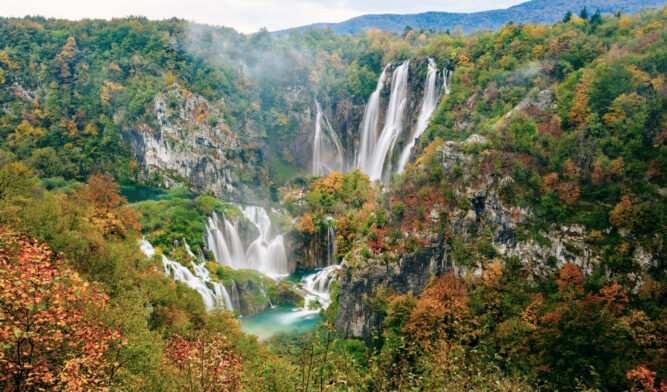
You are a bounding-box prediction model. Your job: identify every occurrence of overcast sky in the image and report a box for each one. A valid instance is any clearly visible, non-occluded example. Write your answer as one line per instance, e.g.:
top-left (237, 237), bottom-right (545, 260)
top-left (0, 0), bottom-right (527, 33)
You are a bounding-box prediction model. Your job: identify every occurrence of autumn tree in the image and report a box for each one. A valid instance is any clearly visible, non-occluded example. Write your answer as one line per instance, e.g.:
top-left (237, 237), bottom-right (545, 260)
top-left (162, 332), bottom-right (242, 392)
top-left (70, 173), bottom-right (140, 239)
top-left (531, 263), bottom-right (652, 390)
top-left (0, 229), bottom-right (123, 391)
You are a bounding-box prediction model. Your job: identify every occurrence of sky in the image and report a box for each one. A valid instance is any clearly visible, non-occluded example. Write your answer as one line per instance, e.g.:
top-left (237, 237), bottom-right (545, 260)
top-left (0, 0), bottom-right (527, 34)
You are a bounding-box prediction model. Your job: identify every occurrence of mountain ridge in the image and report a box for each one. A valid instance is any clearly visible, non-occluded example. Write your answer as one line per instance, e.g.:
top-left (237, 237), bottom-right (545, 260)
top-left (276, 0), bottom-right (666, 35)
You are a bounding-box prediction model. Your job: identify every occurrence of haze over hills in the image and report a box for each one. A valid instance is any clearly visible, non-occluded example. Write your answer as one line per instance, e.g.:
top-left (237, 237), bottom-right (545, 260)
top-left (276, 0), bottom-right (666, 34)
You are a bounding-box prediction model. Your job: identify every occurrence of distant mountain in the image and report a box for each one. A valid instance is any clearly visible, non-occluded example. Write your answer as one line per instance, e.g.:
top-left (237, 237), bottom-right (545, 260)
top-left (276, 0), bottom-right (666, 35)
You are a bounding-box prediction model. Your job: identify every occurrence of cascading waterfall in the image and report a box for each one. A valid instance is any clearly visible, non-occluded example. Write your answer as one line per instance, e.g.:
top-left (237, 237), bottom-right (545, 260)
top-left (140, 239), bottom-right (233, 311)
top-left (205, 205), bottom-right (288, 278)
top-left (301, 265), bottom-right (341, 310)
top-left (396, 58), bottom-right (440, 174)
top-left (312, 100), bottom-right (344, 176)
top-left (364, 60), bottom-right (410, 181)
top-left (355, 64), bottom-right (390, 171)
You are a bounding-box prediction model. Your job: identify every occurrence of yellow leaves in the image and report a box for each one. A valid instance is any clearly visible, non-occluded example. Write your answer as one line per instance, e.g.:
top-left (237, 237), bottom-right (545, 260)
top-left (107, 62), bottom-right (121, 73)
top-left (164, 70), bottom-right (177, 86)
top-left (0, 50), bottom-right (19, 70)
top-left (83, 123), bottom-right (98, 137)
top-left (101, 80), bottom-right (124, 105)
top-left (531, 45), bottom-right (544, 60)
top-left (643, 21), bottom-right (662, 33)
top-left (60, 36), bottom-right (78, 59)
top-left (8, 120), bottom-right (47, 145)
top-left (568, 70), bottom-right (592, 127)
top-left (457, 54), bottom-right (470, 64)
top-left (619, 16), bottom-right (633, 31)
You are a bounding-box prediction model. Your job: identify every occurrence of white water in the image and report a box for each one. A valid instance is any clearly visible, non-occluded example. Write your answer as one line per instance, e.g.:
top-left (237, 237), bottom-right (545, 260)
top-left (361, 60), bottom-right (410, 181)
top-left (301, 265), bottom-right (341, 311)
top-left (312, 100), bottom-right (344, 176)
top-left (356, 64), bottom-right (390, 171)
top-left (443, 69), bottom-right (452, 95)
top-left (205, 206), bottom-right (288, 278)
top-left (396, 58), bottom-right (440, 174)
top-left (326, 226), bottom-right (336, 266)
top-left (140, 239), bottom-right (233, 311)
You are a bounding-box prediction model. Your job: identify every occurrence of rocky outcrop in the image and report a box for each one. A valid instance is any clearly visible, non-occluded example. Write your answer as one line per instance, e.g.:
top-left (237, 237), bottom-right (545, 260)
top-left (334, 234), bottom-right (450, 341)
top-left (121, 85), bottom-right (267, 203)
top-left (333, 133), bottom-right (660, 340)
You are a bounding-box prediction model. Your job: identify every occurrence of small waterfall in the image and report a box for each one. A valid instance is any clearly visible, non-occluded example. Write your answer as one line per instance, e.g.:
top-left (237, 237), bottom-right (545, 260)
top-left (396, 58), bottom-right (440, 174)
top-left (443, 69), bottom-right (452, 95)
top-left (356, 64), bottom-right (390, 171)
top-left (205, 205), bottom-right (288, 278)
top-left (326, 226), bottom-right (336, 266)
top-left (312, 100), bottom-right (344, 176)
top-left (301, 265), bottom-right (341, 310)
top-left (140, 239), bottom-right (233, 312)
top-left (365, 60), bottom-right (410, 181)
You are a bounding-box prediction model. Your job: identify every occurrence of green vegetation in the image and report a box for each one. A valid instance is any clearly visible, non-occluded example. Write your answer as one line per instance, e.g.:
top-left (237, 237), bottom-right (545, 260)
top-left (0, 5), bottom-right (665, 392)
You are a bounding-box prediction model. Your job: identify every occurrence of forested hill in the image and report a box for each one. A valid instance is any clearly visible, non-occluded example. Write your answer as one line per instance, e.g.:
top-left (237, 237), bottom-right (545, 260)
top-left (0, 4), bottom-right (666, 392)
top-left (277, 0), bottom-right (666, 35)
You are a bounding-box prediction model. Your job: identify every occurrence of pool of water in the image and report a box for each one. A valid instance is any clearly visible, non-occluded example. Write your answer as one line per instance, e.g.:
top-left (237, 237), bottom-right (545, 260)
top-left (120, 185), bottom-right (166, 203)
top-left (241, 305), bottom-right (323, 341)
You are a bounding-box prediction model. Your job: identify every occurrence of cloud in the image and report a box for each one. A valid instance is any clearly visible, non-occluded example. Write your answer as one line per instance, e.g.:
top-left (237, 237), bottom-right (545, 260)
top-left (0, 0), bottom-right (526, 33)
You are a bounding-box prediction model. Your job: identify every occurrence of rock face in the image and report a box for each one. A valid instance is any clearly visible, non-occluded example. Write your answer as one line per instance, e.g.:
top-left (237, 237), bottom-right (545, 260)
top-left (121, 85), bottom-right (267, 203)
top-left (333, 134), bottom-right (660, 340)
top-left (334, 235), bottom-right (450, 341)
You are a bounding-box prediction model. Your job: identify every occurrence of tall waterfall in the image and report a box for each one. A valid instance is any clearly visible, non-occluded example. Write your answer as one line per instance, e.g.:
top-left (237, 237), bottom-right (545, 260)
top-left (140, 239), bottom-right (233, 311)
top-left (443, 69), bottom-right (452, 95)
top-left (326, 226), bottom-right (336, 266)
top-left (205, 206), bottom-right (288, 278)
top-left (396, 58), bottom-right (440, 174)
top-left (357, 60), bottom-right (410, 181)
top-left (355, 65), bottom-right (389, 171)
top-left (312, 100), bottom-right (344, 176)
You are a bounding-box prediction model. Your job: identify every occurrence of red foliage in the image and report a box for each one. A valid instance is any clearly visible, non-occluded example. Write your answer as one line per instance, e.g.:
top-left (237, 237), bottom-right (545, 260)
top-left (163, 333), bottom-right (242, 392)
top-left (0, 230), bottom-right (123, 391)
top-left (556, 262), bottom-right (584, 291)
top-left (627, 365), bottom-right (666, 392)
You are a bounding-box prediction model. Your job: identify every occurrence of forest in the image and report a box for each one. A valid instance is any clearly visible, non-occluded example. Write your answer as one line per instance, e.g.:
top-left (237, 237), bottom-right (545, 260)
top-left (0, 4), bottom-right (665, 392)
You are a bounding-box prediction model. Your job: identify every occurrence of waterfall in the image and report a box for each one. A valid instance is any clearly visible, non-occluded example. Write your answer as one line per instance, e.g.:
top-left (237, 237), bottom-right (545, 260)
top-left (364, 60), bottom-right (410, 181)
top-left (312, 100), bottom-right (344, 176)
top-left (396, 58), bottom-right (440, 174)
top-left (443, 69), bottom-right (452, 95)
top-left (205, 205), bottom-right (288, 278)
top-left (301, 265), bottom-right (341, 310)
top-left (326, 226), bottom-right (336, 266)
top-left (355, 64), bottom-right (390, 171)
top-left (140, 239), bottom-right (233, 312)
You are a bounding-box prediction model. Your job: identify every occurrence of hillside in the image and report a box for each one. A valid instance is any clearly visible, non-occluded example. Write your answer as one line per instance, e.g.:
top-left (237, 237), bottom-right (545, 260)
top-left (0, 5), bottom-right (665, 392)
top-left (277, 0), bottom-right (666, 34)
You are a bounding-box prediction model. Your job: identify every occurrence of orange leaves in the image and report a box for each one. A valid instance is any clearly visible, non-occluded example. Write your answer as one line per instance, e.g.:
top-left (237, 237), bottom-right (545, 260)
top-left (163, 332), bottom-right (242, 392)
top-left (627, 365), bottom-right (666, 392)
top-left (0, 229), bottom-right (123, 391)
top-left (482, 260), bottom-right (503, 287)
top-left (70, 173), bottom-right (141, 239)
top-left (296, 213), bottom-right (315, 235)
top-left (402, 274), bottom-right (473, 353)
